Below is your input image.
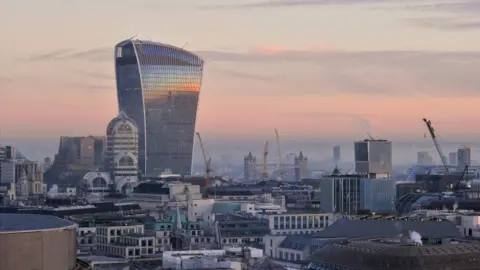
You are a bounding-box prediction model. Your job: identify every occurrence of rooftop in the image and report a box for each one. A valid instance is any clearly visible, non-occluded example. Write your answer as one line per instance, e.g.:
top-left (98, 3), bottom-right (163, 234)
top-left (309, 237), bottom-right (480, 269)
top-left (0, 213), bottom-right (76, 233)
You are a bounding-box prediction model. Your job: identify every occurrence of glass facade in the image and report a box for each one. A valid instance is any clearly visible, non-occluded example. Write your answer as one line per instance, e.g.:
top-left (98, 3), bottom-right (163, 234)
top-left (320, 176), bottom-right (396, 214)
top-left (114, 39), bottom-right (204, 175)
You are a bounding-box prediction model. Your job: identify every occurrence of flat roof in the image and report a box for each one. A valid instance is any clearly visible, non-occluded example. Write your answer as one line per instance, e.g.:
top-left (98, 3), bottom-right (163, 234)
top-left (0, 213), bottom-right (76, 233)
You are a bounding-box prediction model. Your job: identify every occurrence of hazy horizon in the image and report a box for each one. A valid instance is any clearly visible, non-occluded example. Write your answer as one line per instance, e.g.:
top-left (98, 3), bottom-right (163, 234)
top-left (4, 136), bottom-right (480, 166)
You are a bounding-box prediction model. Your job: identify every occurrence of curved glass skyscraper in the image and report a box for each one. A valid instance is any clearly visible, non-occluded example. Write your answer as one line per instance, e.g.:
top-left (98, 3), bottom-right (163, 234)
top-left (114, 39), bottom-right (204, 176)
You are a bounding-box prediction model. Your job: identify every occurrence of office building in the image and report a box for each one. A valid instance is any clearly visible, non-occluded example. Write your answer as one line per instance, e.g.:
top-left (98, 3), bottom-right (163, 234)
top-left (114, 39), bottom-right (204, 176)
top-left (458, 147), bottom-right (471, 169)
top-left (320, 174), bottom-right (396, 214)
top-left (105, 111), bottom-right (139, 193)
top-left (354, 139), bottom-right (392, 178)
top-left (53, 136), bottom-right (105, 169)
top-left (448, 152), bottom-right (457, 166)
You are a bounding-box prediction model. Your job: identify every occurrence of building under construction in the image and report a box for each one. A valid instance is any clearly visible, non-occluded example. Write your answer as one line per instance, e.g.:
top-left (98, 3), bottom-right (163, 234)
top-left (305, 236), bottom-right (480, 270)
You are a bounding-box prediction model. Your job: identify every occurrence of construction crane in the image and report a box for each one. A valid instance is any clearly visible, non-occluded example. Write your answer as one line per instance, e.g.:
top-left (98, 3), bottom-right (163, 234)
top-left (454, 164), bottom-right (471, 191)
top-left (262, 141), bottom-right (269, 180)
top-left (274, 128), bottom-right (284, 181)
top-left (422, 118), bottom-right (449, 175)
top-left (422, 118), bottom-right (451, 189)
top-left (195, 132), bottom-right (212, 187)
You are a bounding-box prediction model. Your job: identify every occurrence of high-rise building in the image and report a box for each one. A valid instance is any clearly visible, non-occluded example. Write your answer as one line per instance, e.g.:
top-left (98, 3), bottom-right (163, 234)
top-left (114, 39), bottom-right (204, 176)
top-left (105, 111), bottom-right (139, 193)
top-left (448, 152), bottom-right (457, 166)
top-left (53, 136), bottom-right (105, 169)
top-left (333, 145), bottom-right (340, 166)
top-left (458, 147), bottom-right (471, 169)
top-left (354, 139), bottom-right (392, 178)
top-left (320, 174), bottom-right (396, 214)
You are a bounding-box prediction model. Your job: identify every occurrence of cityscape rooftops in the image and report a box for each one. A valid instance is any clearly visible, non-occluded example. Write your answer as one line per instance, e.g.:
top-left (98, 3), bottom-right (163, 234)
top-left (308, 237), bottom-right (480, 269)
top-left (133, 182), bottom-right (170, 194)
top-left (311, 218), bottom-right (461, 239)
top-left (0, 213), bottom-right (76, 233)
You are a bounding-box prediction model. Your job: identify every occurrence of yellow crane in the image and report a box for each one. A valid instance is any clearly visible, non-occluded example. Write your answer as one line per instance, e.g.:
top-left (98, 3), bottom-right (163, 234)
top-left (274, 128), bottom-right (284, 181)
top-left (262, 141), bottom-right (269, 180)
top-left (195, 132), bottom-right (212, 187)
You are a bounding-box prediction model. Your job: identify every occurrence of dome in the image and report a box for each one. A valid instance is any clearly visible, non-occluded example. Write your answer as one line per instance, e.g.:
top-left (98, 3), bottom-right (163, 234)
top-left (106, 111), bottom-right (138, 135)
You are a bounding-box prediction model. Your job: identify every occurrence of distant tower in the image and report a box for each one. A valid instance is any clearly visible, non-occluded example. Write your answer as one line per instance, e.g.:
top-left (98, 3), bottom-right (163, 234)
top-left (333, 145), bottom-right (341, 166)
top-left (294, 151), bottom-right (308, 181)
top-left (244, 152), bottom-right (257, 180)
top-left (457, 147), bottom-right (471, 170)
top-left (105, 111), bottom-right (139, 194)
top-left (354, 139), bottom-right (392, 178)
top-left (170, 197), bottom-right (189, 250)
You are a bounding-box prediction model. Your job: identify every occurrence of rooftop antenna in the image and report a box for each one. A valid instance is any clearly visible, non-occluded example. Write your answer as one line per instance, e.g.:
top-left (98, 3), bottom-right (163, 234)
top-left (181, 42), bottom-right (189, 49)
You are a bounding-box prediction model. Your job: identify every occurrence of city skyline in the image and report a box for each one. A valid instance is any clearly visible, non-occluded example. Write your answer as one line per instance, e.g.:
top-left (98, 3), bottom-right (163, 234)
top-left (2, 0), bottom-right (480, 141)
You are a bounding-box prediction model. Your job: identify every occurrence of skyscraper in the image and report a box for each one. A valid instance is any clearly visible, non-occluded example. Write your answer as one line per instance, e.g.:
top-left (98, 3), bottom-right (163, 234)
top-left (354, 139), bottom-right (392, 178)
top-left (114, 39), bottom-right (204, 176)
top-left (333, 145), bottom-right (341, 166)
top-left (457, 147), bottom-right (471, 170)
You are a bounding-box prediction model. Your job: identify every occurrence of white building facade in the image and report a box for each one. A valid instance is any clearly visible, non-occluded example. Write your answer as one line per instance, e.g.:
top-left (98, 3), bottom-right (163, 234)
top-left (105, 111), bottom-right (139, 193)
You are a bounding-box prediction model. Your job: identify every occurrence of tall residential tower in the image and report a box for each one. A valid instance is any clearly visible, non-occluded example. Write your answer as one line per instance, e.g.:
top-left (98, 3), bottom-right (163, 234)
top-left (114, 39), bottom-right (204, 176)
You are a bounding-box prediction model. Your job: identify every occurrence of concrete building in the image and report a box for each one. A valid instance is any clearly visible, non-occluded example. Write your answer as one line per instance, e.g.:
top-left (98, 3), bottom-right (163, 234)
top-left (354, 139), bottom-right (392, 178)
top-left (162, 247), bottom-right (264, 270)
top-left (96, 221), bottom-right (156, 259)
top-left (0, 214), bottom-right (77, 270)
top-left (127, 181), bottom-right (202, 209)
top-left (105, 111), bottom-right (140, 193)
top-left (53, 136), bottom-right (105, 169)
top-left (458, 147), bottom-right (471, 169)
top-left (320, 174), bottom-right (396, 214)
top-left (216, 212), bottom-right (269, 246)
top-left (0, 160), bottom-right (44, 198)
top-left (114, 39), bottom-right (204, 176)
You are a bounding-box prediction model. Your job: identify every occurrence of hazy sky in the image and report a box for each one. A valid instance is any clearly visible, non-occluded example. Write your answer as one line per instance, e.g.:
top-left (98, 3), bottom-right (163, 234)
top-left (2, 0), bottom-right (480, 145)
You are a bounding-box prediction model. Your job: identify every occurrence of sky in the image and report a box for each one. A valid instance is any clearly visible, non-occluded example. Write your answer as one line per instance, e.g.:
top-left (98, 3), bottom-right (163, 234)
top-left (1, 0), bottom-right (480, 150)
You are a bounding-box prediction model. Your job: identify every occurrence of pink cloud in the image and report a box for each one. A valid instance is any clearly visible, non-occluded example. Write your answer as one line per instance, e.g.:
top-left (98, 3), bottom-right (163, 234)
top-left (250, 44), bottom-right (339, 54)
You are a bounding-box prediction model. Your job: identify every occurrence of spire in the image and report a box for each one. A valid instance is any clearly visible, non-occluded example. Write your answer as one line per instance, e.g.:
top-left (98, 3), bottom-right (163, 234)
top-left (298, 151), bottom-right (304, 159)
top-left (332, 165), bottom-right (340, 176)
